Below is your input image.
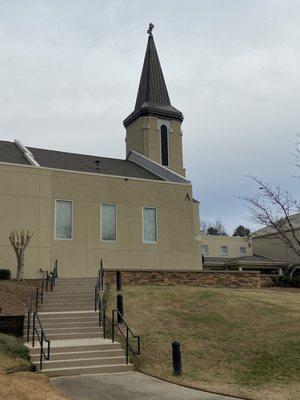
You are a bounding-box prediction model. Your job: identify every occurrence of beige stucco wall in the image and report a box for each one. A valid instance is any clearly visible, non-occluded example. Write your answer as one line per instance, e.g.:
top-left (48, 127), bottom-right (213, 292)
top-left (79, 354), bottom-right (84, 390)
top-left (200, 234), bottom-right (253, 258)
top-left (0, 162), bottom-right (202, 279)
top-left (252, 232), bottom-right (300, 263)
top-left (125, 115), bottom-right (185, 176)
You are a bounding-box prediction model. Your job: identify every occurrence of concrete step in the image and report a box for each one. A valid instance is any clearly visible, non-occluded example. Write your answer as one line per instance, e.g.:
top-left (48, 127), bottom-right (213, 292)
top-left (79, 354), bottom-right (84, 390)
top-left (51, 286), bottom-right (95, 294)
top-left (29, 332), bottom-right (103, 340)
top-left (30, 349), bottom-right (124, 362)
top-left (54, 282), bottom-right (96, 286)
top-left (43, 295), bottom-right (94, 301)
top-left (25, 319), bottom-right (100, 330)
top-left (39, 300), bottom-right (95, 307)
top-left (52, 283), bottom-right (95, 286)
top-left (37, 314), bottom-right (99, 323)
top-left (28, 339), bottom-right (121, 356)
top-left (53, 283), bottom-right (95, 287)
top-left (50, 286), bottom-right (95, 296)
top-left (35, 356), bottom-right (126, 370)
top-left (42, 363), bottom-right (134, 377)
top-left (38, 318), bottom-right (99, 326)
top-left (30, 321), bottom-right (100, 329)
top-left (33, 326), bottom-right (101, 334)
top-left (57, 278), bottom-right (97, 281)
top-left (39, 306), bottom-right (95, 312)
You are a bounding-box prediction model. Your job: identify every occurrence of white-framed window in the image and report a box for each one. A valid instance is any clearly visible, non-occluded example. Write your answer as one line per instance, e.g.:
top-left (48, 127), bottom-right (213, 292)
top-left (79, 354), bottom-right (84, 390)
top-left (221, 245), bottom-right (228, 256)
top-left (201, 245), bottom-right (208, 255)
top-left (142, 207), bottom-right (157, 244)
top-left (240, 246), bottom-right (246, 256)
top-left (101, 203), bottom-right (117, 242)
top-left (55, 200), bottom-right (73, 240)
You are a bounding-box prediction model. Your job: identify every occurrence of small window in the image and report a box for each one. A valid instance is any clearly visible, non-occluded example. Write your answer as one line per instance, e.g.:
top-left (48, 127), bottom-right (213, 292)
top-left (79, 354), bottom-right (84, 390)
top-left (221, 246), bottom-right (228, 256)
top-left (240, 247), bottom-right (246, 256)
top-left (55, 200), bottom-right (72, 239)
top-left (160, 125), bottom-right (169, 166)
top-left (201, 245), bottom-right (208, 255)
top-left (143, 207), bottom-right (157, 243)
top-left (101, 204), bottom-right (117, 241)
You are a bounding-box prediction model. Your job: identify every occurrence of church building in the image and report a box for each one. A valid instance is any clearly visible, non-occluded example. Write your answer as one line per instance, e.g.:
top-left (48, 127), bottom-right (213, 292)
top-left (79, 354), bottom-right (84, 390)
top-left (0, 26), bottom-right (202, 278)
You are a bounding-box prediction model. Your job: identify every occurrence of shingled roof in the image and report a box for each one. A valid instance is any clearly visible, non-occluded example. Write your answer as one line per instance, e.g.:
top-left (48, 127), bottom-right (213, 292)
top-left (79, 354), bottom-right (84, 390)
top-left (0, 140), bottom-right (31, 165)
top-left (0, 140), bottom-right (162, 181)
top-left (123, 31), bottom-right (183, 127)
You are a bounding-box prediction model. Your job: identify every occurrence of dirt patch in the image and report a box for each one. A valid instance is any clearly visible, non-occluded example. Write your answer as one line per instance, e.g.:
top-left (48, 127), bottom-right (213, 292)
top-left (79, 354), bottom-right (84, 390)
top-left (0, 280), bottom-right (37, 316)
top-left (0, 372), bottom-right (70, 400)
top-left (0, 333), bottom-right (69, 400)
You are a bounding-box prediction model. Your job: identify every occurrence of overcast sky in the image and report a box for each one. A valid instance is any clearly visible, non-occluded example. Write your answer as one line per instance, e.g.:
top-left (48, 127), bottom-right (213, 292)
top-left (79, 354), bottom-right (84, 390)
top-left (0, 0), bottom-right (299, 234)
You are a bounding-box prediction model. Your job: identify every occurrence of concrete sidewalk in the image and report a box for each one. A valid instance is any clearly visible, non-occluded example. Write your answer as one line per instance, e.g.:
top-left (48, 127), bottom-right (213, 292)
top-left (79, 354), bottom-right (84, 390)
top-left (52, 371), bottom-right (240, 400)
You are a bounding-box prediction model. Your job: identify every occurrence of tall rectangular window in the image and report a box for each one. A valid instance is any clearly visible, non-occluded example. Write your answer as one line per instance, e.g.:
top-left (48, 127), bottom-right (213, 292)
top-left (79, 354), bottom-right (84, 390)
top-left (101, 204), bottom-right (117, 241)
top-left (143, 207), bottom-right (157, 243)
top-left (240, 247), bottom-right (246, 256)
top-left (55, 200), bottom-right (72, 239)
top-left (221, 246), bottom-right (228, 256)
top-left (201, 245), bottom-right (208, 255)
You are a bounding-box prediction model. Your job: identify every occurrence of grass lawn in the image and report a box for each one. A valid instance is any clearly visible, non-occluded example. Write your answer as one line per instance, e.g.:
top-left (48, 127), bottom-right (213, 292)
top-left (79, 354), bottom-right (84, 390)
top-left (107, 286), bottom-right (300, 400)
top-left (0, 333), bottom-right (68, 400)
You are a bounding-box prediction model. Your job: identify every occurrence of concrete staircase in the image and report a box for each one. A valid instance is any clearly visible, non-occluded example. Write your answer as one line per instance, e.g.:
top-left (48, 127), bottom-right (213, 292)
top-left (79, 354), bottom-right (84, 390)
top-left (25, 278), bottom-right (134, 377)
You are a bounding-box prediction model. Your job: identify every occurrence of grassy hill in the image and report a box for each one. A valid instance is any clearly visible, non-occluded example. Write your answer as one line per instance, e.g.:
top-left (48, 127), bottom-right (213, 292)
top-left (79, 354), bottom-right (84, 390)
top-left (0, 333), bottom-right (69, 400)
top-left (108, 286), bottom-right (300, 400)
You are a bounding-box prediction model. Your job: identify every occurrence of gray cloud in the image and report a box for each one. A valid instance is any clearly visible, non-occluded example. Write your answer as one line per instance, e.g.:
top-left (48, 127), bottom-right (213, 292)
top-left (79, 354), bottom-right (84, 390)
top-left (0, 0), bottom-right (299, 234)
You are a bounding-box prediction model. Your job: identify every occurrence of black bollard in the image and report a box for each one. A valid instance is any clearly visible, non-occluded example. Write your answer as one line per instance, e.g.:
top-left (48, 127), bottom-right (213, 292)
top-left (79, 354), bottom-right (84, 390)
top-left (117, 294), bottom-right (124, 323)
top-left (172, 341), bottom-right (182, 376)
top-left (116, 271), bottom-right (122, 291)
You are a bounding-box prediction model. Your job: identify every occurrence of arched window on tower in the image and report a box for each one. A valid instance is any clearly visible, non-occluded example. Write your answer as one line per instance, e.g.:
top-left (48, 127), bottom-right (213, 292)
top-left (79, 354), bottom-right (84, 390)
top-left (160, 125), bottom-right (169, 166)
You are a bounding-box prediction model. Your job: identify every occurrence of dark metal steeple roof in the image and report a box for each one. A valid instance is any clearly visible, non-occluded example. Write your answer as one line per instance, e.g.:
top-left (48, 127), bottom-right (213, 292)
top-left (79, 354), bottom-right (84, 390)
top-left (123, 27), bottom-right (183, 127)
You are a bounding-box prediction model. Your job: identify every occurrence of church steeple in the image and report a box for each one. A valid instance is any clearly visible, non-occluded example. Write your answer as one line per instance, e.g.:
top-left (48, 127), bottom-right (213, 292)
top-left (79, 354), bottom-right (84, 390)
top-left (124, 24), bottom-right (185, 177)
top-left (123, 24), bottom-right (183, 128)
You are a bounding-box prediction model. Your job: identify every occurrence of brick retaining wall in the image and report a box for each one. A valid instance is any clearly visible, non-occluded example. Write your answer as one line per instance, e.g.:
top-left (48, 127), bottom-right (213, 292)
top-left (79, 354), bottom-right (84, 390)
top-left (260, 275), bottom-right (275, 287)
top-left (0, 315), bottom-right (24, 337)
top-left (104, 270), bottom-right (265, 289)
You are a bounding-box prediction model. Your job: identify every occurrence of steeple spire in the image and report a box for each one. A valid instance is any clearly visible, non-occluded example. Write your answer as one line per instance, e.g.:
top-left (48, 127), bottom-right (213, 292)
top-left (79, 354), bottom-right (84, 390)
top-left (123, 24), bottom-right (183, 128)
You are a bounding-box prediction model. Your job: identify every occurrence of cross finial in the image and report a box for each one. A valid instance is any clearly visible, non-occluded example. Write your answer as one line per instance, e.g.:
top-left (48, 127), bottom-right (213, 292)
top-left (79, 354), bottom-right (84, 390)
top-left (147, 22), bottom-right (154, 36)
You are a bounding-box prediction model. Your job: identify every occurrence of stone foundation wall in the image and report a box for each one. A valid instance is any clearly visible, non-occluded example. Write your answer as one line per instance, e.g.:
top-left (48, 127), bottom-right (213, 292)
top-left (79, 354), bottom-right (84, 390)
top-left (259, 275), bottom-right (275, 287)
top-left (104, 270), bottom-right (262, 289)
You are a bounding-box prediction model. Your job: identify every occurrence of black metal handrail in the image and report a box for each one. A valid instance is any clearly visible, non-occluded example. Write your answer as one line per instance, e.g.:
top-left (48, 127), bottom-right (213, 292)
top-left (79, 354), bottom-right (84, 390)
top-left (50, 259), bottom-right (58, 291)
top-left (97, 259), bottom-right (104, 290)
top-left (27, 260), bottom-right (58, 342)
top-left (95, 286), bottom-right (107, 339)
top-left (34, 270), bottom-right (49, 311)
top-left (32, 312), bottom-right (50, 371)
top-left (112, 309), bottom-right (140, 364)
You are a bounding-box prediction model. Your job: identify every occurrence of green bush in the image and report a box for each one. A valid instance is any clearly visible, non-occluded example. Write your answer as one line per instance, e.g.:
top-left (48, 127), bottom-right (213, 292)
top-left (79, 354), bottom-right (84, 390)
top-left (0, 269), bottom-right (11, 280)
top-left (273, 275), bottom-right (300, 288)
top-left (0, 333), bottom-right (30, 360)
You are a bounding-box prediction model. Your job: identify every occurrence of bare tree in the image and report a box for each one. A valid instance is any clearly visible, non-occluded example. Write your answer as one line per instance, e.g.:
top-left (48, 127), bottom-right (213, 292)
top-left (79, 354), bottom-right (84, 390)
top-left (291, 134), bottom-right (300, 174)
top-left (239, 175), bottom-right (300, 258)
top-left (200, 220), bottom-right (210, 233)
top-left (201, 219), bottom-right (227, 236)
top-left (9, 230), bottom-right (34, 280)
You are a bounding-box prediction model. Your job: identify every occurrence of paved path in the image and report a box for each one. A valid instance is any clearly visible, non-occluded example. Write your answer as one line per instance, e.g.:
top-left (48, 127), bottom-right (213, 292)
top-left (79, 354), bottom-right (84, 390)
top-left (52, 371), bottom-right (240, 400)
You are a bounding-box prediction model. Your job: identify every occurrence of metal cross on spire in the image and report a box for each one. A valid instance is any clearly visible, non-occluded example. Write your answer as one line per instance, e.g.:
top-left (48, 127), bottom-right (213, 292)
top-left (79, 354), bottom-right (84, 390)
top-left (147, 22), bottom-right (154, 36)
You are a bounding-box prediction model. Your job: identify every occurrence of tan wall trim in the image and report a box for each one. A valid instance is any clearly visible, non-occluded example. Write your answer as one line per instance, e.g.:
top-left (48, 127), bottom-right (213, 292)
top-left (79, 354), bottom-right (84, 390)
top-left (0, 161), bottom-right (191, 187)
